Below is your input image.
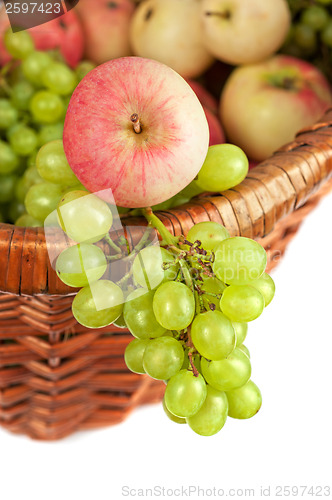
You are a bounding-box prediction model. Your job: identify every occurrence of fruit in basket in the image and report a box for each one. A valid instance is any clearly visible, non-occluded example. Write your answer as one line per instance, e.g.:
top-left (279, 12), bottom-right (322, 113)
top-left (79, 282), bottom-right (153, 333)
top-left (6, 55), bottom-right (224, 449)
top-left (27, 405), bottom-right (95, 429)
top-left (0, 9), bottom-right (84, 67)
top-left (0, 27), bottom-right (97, 225)
top-left (186, 79), bottom-right (219, 114)
top-left (204, 107), bottom-right (225, 146)
top-left (201, 0), bottom-right (291, 65)
top-left (282, 1), bottom-right (332, 80)
top-left (221, 55), bottom-right (332, 161)
top-left (130, 0), bottom-right (214, 79)
top-left (185, 81), bottom-right (224, 146)
top-left (196, 144), bottom-right (248, 192)
top-left (63, 57), bottom-right (210, 208)
top-left (76, 0), bottom-right (135, 64)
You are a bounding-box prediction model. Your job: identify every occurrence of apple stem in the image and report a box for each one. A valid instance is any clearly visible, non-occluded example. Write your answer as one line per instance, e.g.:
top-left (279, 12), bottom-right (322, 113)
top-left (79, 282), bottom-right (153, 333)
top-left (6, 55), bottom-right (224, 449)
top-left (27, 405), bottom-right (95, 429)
top-left (130, 113), bottom-right (142, 134)
top-left (205, 10), bottom-right (231, 20)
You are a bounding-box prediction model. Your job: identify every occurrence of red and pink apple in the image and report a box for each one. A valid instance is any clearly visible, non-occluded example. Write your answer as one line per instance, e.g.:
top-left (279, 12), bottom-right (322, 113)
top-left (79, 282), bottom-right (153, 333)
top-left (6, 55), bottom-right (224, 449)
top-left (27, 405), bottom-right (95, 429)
top-left (76, 0), bottom-right (135, 65)
top-left (0, 9), bottom-right (84, 67)
top-left (186, 79), bottom-right (219, 114)
top-left (220, 55), bottom-right (332, 161)
top-left (204, 107), bottom-right (225, 146)
top-left (63, 57), bottom-right (210, 208)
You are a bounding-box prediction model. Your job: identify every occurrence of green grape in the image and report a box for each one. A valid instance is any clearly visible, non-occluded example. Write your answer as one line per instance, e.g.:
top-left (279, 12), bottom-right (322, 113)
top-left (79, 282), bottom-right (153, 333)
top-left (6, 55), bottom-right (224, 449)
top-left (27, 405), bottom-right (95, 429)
top-left (196, 144), bottom-right (249, 192)
top-left (293, 24), bottom-right (317, 51)
top-left (4, 28), bottom-right (34, 59)
top-left (233, 322), bottom-right (248, 347)
top-left (186, 385), bottom-right (228, 436)
top-left (153, 281), bottom-right (195, 330)
top-left (22, 51), bottom-right (52, 86)
top-left (238, 344), bottom-right (250, 358)
top-left (301, 6), bottom-right (329, 31)
top-left (15, 166), bottom-right (43, 203)
top-left (220, 285), bottom-right (265, 322)
top-left (36, 140), bottom-right (78, 186)
top-left (62, 95), bottom-right (71, 111)
top-left (56, 243), bottom-right (107, 288)
top-left (199, 275), bottom-right (226, 311)
top-left (27, 151), bottom-right (37, 169)
top-left (162, 398), bottom-right (186, 424)
top-left (0, 174), bottom-right (17, 203)
top-left (164, 370), bottom-right (207, 418)
top-left (10, 81), bottom-right (35, 111)
top-left (321, 21), bottom-right (332, 47)
top-left (168, 192), bottom-right (191, 209)
top-left (25, 182), bottom-right (63, 220)
top-left (151, 198), bottom-right (174, 211)
top-left (123, 288), bottom-right (166, 339)
top-left (30, 91), bottom-right (65, 124)
top-left (9, 125), bottom-right (38, 156)
top-left (42, 62), bottom-right (78, 96)
top-left (316, 0), bottom-right (332, 6)
top-left (250, 272), bottom-right (275, 306)
top-left (162, 330), bottom-right (174, 338)
top-left (226, 380), bottom-right (262, 419)
top-left (75, 61), bottom-right (96, 82)
top-left (178, 179), bottom-right (204, 200)
top-left (72, 279), bottom-right (123, 328)
top-left (15, 178), bottom-right (29, 203)
top-left (185, 221), bottom-right (230, 252)
top-left (213, 237), bottom-right (267, 285)
top-left (0, 141), bottom-right (19, 174)
top-left (113, 313), bottom-right (127, 329)
top-left (191, 310), bottom-right (236, 361)
top-left (38, 122), bottom-right (64, 146)
top-left (0, 99), bottom-right (18, 130)
top-left (124, 338), bottom-right (150, 374)
top-left (132, 246), bottom-right (179, 290)
top-left (201, 348), bottom-right (251, 392)
top-left (24, 165), bottom-right (43, 185)
top-left (143, 336), bottom-right (184, 380)
top-left (16, 214), bottom-right (42, 227)
top-left (8, 200), bottom-right (25, 222)
top-left (57, 190), bottom-right (113, 243)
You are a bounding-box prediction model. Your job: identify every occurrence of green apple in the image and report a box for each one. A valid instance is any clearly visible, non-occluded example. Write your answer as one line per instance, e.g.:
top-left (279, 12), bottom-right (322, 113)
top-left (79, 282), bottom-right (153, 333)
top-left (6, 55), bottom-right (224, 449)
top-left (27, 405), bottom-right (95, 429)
top-left (130, 0), bottom-right (214, 79)
top-left (201, 0), bottom-right (291, 65)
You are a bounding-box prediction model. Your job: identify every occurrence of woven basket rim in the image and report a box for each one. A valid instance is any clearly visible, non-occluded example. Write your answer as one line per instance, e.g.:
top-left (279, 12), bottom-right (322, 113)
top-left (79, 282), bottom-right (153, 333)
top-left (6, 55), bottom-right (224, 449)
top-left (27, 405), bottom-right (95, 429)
top-left (1, 108), bottom-right (332, 296)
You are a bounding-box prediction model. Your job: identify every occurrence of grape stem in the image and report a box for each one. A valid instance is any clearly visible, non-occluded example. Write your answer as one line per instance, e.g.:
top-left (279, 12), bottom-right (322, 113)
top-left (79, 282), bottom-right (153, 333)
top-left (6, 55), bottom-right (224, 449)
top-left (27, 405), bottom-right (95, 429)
top-left (104, 233), bottom-right (122, 254)
top-left (142, 207), bottom-right (178, 247)
top-left (186, 327), bottom-right (199, 378)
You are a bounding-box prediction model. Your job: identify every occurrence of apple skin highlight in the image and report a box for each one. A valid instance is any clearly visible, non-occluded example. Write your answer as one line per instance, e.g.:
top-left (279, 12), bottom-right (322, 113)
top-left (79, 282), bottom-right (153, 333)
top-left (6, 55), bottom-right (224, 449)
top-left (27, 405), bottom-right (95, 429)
top-left (63, 57), bottom-right (210, 208)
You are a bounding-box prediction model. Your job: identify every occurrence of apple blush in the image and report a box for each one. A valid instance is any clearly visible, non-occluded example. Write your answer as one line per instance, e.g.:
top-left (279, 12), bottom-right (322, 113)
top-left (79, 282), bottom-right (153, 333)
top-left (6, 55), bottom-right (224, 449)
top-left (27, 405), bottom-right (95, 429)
top-left (63, 57), bottom-right (210, 208)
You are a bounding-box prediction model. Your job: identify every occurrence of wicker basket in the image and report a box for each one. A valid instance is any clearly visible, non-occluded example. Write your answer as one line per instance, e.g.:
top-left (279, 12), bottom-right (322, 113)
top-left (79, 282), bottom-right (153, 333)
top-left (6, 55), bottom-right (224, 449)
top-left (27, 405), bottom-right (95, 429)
top-left (1, 109), bottom-right (332, 440)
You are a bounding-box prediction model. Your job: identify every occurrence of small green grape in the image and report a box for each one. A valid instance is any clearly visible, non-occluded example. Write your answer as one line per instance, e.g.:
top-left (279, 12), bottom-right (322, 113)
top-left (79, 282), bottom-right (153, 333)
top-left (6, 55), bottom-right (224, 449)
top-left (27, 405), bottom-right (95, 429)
top-left (4, 28), bottom-right (34, 59)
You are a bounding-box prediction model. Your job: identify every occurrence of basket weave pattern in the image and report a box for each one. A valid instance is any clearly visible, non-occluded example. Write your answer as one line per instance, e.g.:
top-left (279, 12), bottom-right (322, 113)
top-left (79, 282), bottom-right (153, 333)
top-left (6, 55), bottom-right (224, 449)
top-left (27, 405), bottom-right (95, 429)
top-left (1, 110), bottom-right (332, 440)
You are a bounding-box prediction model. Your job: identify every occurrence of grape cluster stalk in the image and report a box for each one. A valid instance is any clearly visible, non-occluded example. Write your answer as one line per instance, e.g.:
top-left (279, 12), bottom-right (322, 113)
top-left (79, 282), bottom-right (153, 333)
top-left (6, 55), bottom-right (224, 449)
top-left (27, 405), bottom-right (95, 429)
top-left (54, 194), bottom-right (275, 437)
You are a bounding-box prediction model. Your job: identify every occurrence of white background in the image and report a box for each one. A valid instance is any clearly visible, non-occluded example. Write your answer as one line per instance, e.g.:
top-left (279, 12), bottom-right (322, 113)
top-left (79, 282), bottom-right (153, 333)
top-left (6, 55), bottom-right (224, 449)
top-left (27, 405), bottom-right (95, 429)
top-left (1, 193), bottom-right (332, 500)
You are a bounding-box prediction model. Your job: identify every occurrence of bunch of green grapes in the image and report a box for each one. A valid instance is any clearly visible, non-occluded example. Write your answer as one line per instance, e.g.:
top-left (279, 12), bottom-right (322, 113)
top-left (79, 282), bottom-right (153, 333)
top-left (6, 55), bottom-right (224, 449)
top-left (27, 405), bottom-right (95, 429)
top-left (283, 0), bottom-right (332, 78)
top-left (55, 197), bottom-right (275, 437)
top-left (0, 29), bottom-right (95, 225)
